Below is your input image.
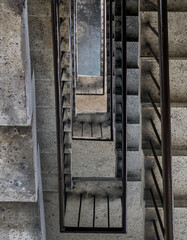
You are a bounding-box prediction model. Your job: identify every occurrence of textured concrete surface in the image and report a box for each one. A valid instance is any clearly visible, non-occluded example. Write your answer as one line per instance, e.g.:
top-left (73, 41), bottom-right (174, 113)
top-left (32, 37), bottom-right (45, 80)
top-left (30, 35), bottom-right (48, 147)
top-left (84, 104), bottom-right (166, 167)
top-left (127, 124), bottom-right (140, 150)
top-left (72, 140), bottom-right (115, 178)
top-left (145, 207), bottom-right (187, 240)
top-left (0, 126), bottom-right (37, 201)
top-left (76, 75), bottom-right (104, 94)
top-left (144, 156), bottom-right (187, 204)
top-left (44, 182), bottom-right (143, 240)
top-left (127, 16), bottom-right (138, 41)
top-left (141, 107), bottom-right (187, 150)
top-left (127, 95), bottom-right (140, 123)
top-left (141, 58), bottom-right (187, 103)
top-left (141, 12), bottom-right (187, 58)
top-left (0, 202), bottom-right (42, 240)
top-left (140, 0), bottom-right (187, 11)
top-left (127, 69), bottom-right (139, 95)
top-left (76, 93), bottom-right (107, 113)
top-left (0, 0), bottom-right (33, 125)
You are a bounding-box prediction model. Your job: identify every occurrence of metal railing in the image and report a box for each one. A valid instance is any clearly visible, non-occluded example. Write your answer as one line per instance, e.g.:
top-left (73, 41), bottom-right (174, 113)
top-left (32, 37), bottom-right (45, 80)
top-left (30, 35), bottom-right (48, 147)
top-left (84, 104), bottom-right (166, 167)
top-left (144, 0), bottom-right (174, 239)
top-left (51, 0), bottom-right (72, 231)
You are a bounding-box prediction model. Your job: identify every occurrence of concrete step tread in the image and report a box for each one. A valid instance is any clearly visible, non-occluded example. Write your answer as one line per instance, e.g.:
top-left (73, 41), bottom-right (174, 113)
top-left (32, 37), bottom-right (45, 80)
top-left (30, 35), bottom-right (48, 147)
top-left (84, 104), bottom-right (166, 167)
top-left (145, 207), bottom-right (187, 239)
top-left (0, 126), bottom-right (37, 202)
top-left (141, 107), bottom-right (187, 150)
top-left (140, 12), bottom-right (187, 58)
top-left (141, 58), bottom-right (187, 104)
top-left (0, 201), bottom-right (43, 240)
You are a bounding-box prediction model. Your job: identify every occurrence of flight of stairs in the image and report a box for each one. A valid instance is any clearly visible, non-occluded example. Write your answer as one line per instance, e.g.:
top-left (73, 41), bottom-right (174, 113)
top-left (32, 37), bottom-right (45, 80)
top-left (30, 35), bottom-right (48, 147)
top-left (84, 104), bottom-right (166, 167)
top-left (113, 0), bottom-right (140, 181)
top-left (140, 0), bottom-right (187, 238)
top-left (0, 1), bottom-right (46, 239)
top-left (1, 0), bottom-right (186, 239)
top-left (29, 0), bottom-right (143, 239)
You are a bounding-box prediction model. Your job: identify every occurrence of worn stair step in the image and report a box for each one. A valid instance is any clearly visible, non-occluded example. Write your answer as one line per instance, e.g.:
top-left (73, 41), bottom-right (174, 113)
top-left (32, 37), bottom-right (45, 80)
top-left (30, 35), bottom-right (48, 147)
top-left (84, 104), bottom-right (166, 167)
top-left (0, 201), bottom-right (44, 240)
top-left (144, 155), bottom-right (187, 206)
top-left (141, 106), bottom-right (187, 151)
top-left (76, 76), bottom-right (104, 95)
top-left (114, 42), bottom-right (138, 68)
top-left (126, 151), bottom-right (141, 180)
top-left (0, 126), bottom-right (38, 202)
top-left (140, 0), bottom-right (187, 11)
top-left (140, 12), bottom-right (187, 58)
top-left (144, 207), bottom-right (187, 240)
top-left (115, 124), bottom-right (140, 150)
top-left (70, 180), bottom-right (122, 197)
top-left (0, 3), bottom-right (34, 126)
top-left (73, 121), bottom-right (111, 139)
top-left (114, 68), bottom-right (139, 95)
top-left (115, 96), bottom-right (139, 124)
top-left (73, 112), bottom-right (110, 123)
top-left (141, 58), bottom-right (187, 104)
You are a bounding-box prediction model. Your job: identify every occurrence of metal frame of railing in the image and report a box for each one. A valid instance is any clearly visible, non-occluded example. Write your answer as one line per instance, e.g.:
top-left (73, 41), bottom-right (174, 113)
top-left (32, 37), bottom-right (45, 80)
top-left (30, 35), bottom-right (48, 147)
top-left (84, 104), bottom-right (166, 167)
top-left (144, 0), bottom-right (174, 239)
top-left (51, 0), bottom-right (66, 231)
top-left (51, 0), bottom-right (127, 233)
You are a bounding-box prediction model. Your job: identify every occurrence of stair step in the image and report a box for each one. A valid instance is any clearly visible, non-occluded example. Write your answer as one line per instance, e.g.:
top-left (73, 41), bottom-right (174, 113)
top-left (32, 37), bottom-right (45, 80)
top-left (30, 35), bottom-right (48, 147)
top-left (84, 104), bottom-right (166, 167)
top-left (0, 201), bottom-right (43, 240)
top-left (127, 16), bottom-right (139, 41)
top-left (145, 207), bottom-right (187, 239)
top-left (141, 12), bottom-right (187, 58)
top-left (115, 124), bottom-right (140, 150)
top-left (0, 126), bottom-right (37, 202)
top-left (142, 106), bottom-right (187, 151)
top-left (114, 41), bottom-right (139, 68)
top-left (140, 0), bottom-right (187, 11)
top-left (144, 155), bottom-right (187, 205)
top-left (141, 58), bottom-right (187, 104)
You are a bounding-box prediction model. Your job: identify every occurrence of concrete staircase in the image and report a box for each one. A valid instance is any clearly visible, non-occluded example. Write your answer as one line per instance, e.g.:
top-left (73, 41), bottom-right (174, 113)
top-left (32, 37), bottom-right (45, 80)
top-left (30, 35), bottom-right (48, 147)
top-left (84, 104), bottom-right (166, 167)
top-left (1, 0), bottom-right (186, 239)
top-left (0, 0), bottom-right (45, 239)
top-left (140, 0), bottom-right (187, 239)
top-left (113, 0), bottom-right (140, 181)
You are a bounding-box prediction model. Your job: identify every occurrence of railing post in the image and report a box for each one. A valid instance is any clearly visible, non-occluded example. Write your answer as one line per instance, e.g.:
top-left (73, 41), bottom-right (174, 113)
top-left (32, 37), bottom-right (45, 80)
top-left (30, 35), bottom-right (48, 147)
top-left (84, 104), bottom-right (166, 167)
top-left (157, 0), bottom-right (174, 239)
top-left (122, 0), bottom-right (127, 233)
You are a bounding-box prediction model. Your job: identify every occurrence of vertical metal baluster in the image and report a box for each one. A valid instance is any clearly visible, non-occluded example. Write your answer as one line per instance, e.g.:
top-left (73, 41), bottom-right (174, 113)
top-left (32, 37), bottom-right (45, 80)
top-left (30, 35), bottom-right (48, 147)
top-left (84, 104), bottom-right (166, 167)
top-left (78, 194), bottom-right (83, 228)
top-left (81, 122), bottom-right (84, 137)
top-left (90, 123), bottom-right (93, 137)
top-left (107, 196), bottom-right (110, 228)
top-left (93, 195), bottom-right (96, 228)
top-left (100, 123), bottom-right (103, 138)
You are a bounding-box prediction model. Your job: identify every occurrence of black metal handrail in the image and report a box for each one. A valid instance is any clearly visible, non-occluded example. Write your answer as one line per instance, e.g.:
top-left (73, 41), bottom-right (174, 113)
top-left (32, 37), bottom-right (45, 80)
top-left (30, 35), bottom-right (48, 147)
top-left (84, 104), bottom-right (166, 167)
top-left (51, 0), bottom-right (66, 232)
top-left (144, 0), bottom-right (174, 239)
